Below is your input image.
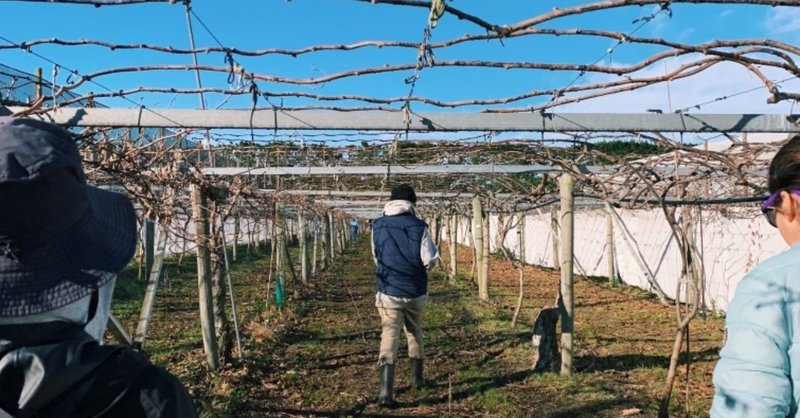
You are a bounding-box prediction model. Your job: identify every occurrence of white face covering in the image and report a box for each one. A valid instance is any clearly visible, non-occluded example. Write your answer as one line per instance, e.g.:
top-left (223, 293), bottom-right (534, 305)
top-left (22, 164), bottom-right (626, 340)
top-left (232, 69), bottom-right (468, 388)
top-left (0, 272), bottom-right (116, 343)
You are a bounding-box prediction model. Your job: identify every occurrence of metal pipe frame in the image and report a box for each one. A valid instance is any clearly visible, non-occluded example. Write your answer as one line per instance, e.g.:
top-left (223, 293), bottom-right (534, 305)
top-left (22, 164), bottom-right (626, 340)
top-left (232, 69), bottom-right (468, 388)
top-left (4, 106), bottom-right (799, 133)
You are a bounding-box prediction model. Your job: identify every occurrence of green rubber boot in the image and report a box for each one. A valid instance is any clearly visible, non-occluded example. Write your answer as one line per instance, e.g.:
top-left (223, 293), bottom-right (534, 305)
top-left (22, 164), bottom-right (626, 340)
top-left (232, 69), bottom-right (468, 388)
top-left (410, 358), bottom-right (424, 390)
top-left (378, 361), bottom-right (395, 407)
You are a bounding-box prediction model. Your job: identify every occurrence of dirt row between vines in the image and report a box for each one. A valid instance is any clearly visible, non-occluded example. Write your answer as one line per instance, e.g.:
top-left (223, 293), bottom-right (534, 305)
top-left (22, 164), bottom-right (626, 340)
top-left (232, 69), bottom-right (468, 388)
top-left (116, 237), bottom-right (725, 417)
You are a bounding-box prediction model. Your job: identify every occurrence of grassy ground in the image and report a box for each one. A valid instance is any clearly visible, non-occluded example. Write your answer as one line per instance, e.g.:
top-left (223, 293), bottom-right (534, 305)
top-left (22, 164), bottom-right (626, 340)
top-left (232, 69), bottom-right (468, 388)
top-left (111, 236), bottom-right (724, 417)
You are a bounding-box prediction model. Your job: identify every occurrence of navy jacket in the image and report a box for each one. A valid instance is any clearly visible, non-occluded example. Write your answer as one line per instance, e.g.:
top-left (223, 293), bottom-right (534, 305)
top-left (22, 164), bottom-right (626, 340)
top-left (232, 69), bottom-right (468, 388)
top-left (372, 206), bottom-right (432, 298)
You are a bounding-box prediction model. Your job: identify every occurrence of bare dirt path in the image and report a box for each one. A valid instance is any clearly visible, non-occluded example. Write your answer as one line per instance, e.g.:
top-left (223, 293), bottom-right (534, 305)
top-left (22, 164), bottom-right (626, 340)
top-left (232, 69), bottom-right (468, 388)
top-left (199, 238), bottom-right (723, 417)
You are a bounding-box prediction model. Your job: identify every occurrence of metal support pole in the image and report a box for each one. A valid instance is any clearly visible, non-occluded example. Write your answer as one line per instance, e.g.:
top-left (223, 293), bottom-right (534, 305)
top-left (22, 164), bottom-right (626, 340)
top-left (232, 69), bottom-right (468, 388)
top-left (219, 226), bottom-right (243, 359)
top-left (134, 226), bottom-right (167, 351)
top-left (184, 2), bottom-right (213, 159)
top-left (108, 314), bottom-right (133, 346)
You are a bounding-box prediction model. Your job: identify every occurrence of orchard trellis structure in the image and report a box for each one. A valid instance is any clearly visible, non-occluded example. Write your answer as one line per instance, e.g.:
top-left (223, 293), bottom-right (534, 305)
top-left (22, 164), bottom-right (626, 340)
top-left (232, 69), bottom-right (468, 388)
top-left (5, 104), bottom-right (799, 415)
top-left (3, 0), bottom-right (800, 416)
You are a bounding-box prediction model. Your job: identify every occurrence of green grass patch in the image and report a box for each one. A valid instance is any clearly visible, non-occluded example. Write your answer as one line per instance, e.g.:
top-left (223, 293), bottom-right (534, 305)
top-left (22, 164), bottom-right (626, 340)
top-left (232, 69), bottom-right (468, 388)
top-left (472, 388), bottom-right (519, 416)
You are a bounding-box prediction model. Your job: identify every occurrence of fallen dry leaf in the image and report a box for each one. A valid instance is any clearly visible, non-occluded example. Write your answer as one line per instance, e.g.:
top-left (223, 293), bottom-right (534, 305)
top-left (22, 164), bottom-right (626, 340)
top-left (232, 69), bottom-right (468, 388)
top-left (622, 408), bottom-right (642, 416)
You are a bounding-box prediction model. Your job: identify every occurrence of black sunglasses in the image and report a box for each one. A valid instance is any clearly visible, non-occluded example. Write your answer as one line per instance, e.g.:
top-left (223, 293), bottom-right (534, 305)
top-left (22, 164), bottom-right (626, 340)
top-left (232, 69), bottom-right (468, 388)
top-left (763, 207), bottom-right (778, 228)
top-left (761, 189), bottom-right (800, 228)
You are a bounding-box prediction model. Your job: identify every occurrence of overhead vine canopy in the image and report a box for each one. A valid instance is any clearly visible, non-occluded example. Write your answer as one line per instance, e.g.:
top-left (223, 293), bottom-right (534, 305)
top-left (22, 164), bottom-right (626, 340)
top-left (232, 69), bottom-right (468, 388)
top-left (1, 0), bottom-right (799, 216)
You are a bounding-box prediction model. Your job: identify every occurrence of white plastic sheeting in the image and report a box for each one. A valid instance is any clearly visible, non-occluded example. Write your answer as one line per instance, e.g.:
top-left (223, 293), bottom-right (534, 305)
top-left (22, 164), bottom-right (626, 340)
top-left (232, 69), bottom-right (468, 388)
top-left (449, 206), bottom-right (787, 313)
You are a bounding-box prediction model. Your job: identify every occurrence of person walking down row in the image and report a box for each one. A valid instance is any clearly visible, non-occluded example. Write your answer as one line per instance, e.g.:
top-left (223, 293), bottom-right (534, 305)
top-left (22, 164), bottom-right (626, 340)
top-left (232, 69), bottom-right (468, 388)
top-left (712, 134), bottom-right (800, 418)
top-left (0, 117), bottom-right (197, 417)
top-left (371, 184), bottom-right (438, 407)
top-left (350, 218), bottom-right (361, 241)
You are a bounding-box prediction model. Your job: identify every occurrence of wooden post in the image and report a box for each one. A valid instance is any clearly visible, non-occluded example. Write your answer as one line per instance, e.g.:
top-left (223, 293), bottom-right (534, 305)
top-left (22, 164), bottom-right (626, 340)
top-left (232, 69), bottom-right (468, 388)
top-left (35, 67), bottom-right (43, 102)
top-left (268, 213), bottom-right (274, 247)
top-left (473, 197), bottom-right (488, 301)
top-left (518, 214), bottom-right (526, 262)
top-left (338, 217), bottom-right (344, 255)
top-left (232, 216), bottom-right (239, 262)
top-left (337, 219), bottom-right (345, 252)
top-left (211, 217), bottom-right (232, 365)
top-left (274, 207), bottom-right (283, 275)
top-left (279, 216), bottom-right (299, 291)
top-left (685, 208), bottom-right (699, 307)
top-left (312, 216), bottom-right (319, 275)
top-left (430, 214), bottom-right (439, 248)
top-left (481, 208), bottom-right (490, 302)
top-left (325, 211), bottom-right (333, 266)
top-left (494, 213), bottom-right (505, 251)
top-left (299, 212), bottom-right (309, 284)
top-left (219, 228), bottom-right (243, 359)
top-left (144, 219), bottom-right (155, 281)
top-left (340, 219), bottom-right (346, 248)
top-left (550, 205), bottom-right (560, 270)
top-left (559, 173), bottom-right (574, 376)
top-left (246, 218), bottom-right (252, 256)
top-left (449, 213), bottom-right (458, 281)
top-left (606, 205), bottom-right (618, 287)
top-left (191, 184), bottom-right (220, 371)
top-left (341, 219), bottom-right (347, 249)
top-left (328, 211), bottom-right (339, 262)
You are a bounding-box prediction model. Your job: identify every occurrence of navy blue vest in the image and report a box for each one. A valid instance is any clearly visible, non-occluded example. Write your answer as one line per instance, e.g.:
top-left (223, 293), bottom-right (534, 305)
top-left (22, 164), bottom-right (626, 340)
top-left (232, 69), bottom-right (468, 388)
top-left (372, 212), bottom-right (428, 298)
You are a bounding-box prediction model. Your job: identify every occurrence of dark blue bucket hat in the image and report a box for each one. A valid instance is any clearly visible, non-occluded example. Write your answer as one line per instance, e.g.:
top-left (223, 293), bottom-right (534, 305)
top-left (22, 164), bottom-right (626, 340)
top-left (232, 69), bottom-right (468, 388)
top-left (0, 117), bottom-right (136, 317)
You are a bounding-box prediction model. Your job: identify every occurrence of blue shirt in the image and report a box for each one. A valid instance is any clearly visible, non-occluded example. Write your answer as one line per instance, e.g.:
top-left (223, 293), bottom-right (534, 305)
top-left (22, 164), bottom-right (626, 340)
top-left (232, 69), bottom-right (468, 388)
top-left (712, 244), bottom-right (800, 417)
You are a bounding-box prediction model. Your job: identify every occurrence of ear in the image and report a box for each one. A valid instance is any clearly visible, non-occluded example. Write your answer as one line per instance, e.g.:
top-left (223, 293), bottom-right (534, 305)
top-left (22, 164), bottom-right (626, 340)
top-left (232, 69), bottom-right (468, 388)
top-left (781, 190), bottom-right (799, 222)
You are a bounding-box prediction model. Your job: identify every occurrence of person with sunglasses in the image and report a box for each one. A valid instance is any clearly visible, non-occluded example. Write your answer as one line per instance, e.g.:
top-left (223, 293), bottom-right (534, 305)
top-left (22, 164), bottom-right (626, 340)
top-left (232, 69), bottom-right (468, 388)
top-left (711, 134), bottom-right (800, 417)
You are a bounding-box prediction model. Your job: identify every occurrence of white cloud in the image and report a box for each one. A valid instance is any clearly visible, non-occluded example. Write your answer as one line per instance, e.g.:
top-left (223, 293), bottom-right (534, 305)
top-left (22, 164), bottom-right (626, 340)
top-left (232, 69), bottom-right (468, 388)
top-left (677, 27), bottom-right (696, 42)
top-left (557, 57), bottom-right (800, 114)
top-left (647, 7), bottom-right (672, 37)
top-left (765, 6), bottom-right (800, 34)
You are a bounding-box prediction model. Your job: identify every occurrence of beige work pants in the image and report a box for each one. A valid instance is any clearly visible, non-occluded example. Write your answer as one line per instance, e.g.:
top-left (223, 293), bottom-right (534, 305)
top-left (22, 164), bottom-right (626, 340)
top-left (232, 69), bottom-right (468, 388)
top-left (377, 302), bottom-right (425, 364)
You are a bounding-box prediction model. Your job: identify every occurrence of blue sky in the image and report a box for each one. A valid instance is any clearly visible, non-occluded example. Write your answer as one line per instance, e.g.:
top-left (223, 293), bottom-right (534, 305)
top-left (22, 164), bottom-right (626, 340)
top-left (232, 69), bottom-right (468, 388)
top-left (1, 1), bottom-right (799, 123)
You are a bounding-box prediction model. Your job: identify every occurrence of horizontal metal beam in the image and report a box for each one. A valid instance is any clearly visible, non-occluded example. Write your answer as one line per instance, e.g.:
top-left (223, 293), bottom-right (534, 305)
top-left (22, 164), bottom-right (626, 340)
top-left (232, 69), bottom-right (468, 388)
top-left (16, 0), bottom-right (176, 4)
top-left (204, 165), bottom-right (604, 176)
top-left (266, 189), bottom-right (513, 198)
top-left (5, 106), bottom-right (800, 133)
top-left (316, 200), bottom-right (385, 207)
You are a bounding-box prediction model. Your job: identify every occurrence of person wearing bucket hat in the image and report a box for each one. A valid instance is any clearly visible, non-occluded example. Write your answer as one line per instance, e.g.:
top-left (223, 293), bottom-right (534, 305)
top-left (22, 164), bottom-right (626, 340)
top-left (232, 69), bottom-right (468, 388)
top-left (0, 117), bottom-right (197, 417)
